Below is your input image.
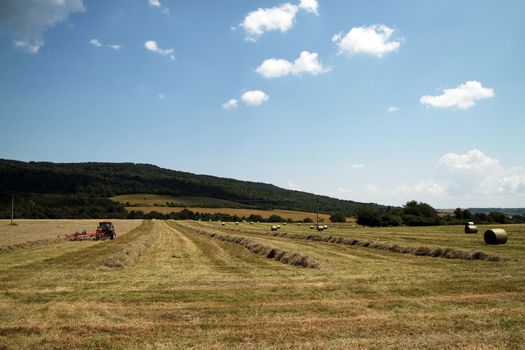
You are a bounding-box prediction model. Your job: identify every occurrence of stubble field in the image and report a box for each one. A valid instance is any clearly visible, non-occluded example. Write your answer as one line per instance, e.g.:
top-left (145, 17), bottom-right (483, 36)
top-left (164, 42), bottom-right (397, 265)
top-left (0, 220), bottom-right (523, 349)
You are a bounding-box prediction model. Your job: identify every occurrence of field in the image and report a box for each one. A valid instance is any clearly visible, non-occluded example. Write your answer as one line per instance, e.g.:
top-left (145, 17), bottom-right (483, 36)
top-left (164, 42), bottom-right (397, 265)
top-left (111, 194), bottom-right (248, 208)
top-left (126, 206), bottom-right (333, 222)
top-left (0, 220), bottom-right (524, 349)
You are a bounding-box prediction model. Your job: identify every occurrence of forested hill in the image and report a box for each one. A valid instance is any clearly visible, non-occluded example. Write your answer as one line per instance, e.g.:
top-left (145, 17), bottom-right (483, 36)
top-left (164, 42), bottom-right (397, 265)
top-left (0, 159), bottom-right (382, 218)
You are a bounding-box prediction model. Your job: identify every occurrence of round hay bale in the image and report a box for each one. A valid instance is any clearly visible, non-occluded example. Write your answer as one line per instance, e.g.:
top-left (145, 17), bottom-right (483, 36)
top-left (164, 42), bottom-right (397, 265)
top-left (464, 224), bottom-right (478, 234)
top-left (317, 225), bottom-right (325, 231)
top-left (297, 223), bottom-right (301, 226)
top-left (484, 229), bottom-right (507, 245)
top-left (309, 225), bottom-right (315, 229)
top-left (467, 222), bottom-right (475, 225)
top-left (271, 225), bottom-right (278, 231)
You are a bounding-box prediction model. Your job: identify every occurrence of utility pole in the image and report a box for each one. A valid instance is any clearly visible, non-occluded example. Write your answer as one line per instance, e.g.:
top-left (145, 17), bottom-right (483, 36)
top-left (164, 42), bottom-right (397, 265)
top-left (11, 194), bottom-right (14, 225)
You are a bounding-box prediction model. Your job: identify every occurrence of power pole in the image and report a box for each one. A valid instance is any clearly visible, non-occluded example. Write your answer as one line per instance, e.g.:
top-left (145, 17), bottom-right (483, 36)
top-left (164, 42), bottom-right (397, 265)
top-left (11, 194), bottom-right (14, 225)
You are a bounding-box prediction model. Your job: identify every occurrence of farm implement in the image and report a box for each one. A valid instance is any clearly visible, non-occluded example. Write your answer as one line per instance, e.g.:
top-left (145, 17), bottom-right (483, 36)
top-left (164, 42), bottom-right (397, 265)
top-left (66, 222), bottom-right (117, 241)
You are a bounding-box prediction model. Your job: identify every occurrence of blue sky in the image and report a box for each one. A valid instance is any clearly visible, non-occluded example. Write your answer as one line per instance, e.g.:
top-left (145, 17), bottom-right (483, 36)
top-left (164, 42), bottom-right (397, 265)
top-left (1, 0), bottom-right (524, 208)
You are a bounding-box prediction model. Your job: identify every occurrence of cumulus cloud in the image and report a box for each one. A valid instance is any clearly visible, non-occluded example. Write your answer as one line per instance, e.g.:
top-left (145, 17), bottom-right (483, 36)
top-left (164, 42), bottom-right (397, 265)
top-left (332, 25), bottom-right (401, 57)
top-left (0, 0), bottom-right (85, 53)
top-left (222, 99), bottom-right (238, 110)
top-left (436, 149), bottom-right (525, 196)
top-left (299, 0), bottom-right (319, 15)
top-left (240, 1), bottom-right (318, 41)
top-left (89, 38), bottom-right (102, 48)
top-left (420, 81), bottom-right (494, 110)
top-left (256, 51), bottom-right (329, 78)
top-left (352, 164), bottom-right (365, 169)
top-left (144, 40), bottom-right (175, 61)
top-left (387, 106), bottom-right (399, 113)
top-left (240, 3), bottom-right (298, 40)
top-left (241, 90), bottom-right (269, 106)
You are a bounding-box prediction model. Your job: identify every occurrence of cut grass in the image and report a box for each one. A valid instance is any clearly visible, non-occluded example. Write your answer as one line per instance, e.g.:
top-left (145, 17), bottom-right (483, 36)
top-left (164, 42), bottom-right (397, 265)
top-left (0, 220), bottom-right (524, 349)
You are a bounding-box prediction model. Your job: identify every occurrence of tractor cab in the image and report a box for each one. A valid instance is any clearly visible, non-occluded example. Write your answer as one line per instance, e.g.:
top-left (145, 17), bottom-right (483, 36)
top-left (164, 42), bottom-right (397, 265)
top-left (97, 221), bottom-right (116, 240)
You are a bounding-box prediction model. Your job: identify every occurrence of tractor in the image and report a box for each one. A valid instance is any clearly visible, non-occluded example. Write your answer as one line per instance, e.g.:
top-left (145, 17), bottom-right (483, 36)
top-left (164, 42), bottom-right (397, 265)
top-left (66, 221), bottom-right (116, 241)
top-left (97, 222), bottom-right (117, 240)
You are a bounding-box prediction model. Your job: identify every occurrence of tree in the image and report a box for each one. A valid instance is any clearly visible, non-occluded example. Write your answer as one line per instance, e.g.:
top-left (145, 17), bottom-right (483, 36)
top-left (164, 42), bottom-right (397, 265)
top-left (329, 212), bottom-right (346, 223)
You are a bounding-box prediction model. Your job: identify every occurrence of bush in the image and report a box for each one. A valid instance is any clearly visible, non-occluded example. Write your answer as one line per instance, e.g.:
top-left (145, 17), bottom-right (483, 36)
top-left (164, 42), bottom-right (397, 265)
top-left (329, 212), bottom-right (346, 223)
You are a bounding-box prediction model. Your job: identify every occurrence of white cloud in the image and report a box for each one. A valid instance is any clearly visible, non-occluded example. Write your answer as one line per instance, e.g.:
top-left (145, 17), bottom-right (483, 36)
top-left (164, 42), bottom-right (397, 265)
top-left (396, 181), bottom-right (446, 196)
top-left (145, 40), bottom-right (175, 61)
top-left (107, 44), bottom-right (122, 50)
top-left (387, 106), bottom-right (399, 113)
top-left (333, 25), bottom-right (401, 57)
top-left (420, 81), bottom-right (494, 110)
top-left (241, 90), bottom-right (269, 106)
top-left (299, 0), bottom-right (319, 15)
top-left (435, 149), bottom-right (525, 196)
top-left (222, 99), bottom-right (238, 110)
top-left (0, 0), bottom-right (85, 53)
top-left (148, 0), bottom-right (169, 14)
top-left (256, 51), bottom-right (329, 78)
top-left (351, 164), bottom-right (365, 169)
top-left (158, 93), bottom-right (165, 100)
top-left (89, 38), bottom-right (102, 48)
top-left (338, 187), bottom-right (354, 193)
top-left (288, 180), bottom-right (302, 191)
top-left (240, 3), bottom-right (298, 41)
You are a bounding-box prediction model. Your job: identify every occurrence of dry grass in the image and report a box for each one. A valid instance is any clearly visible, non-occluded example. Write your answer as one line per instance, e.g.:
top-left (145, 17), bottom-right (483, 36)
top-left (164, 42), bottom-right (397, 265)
top-left (173, 221), bottom-right (319, 268)
top-left (0, 219), bottom-right (143, 252)
top-left (0, 220), bottom-right (524, 349)
top-left (128, 206), bottom-right (332, 221)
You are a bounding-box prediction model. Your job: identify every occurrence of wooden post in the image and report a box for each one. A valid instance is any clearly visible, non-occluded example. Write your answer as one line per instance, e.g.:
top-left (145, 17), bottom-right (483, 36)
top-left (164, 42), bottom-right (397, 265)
top-left (11, 194), bottom-right (14, 225)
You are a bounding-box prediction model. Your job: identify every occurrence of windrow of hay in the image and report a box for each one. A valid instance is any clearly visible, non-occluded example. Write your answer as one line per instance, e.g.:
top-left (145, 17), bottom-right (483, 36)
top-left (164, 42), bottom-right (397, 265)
top-left (212, 225), bottom-right (504, 262)
top-left (103, 221), bottom-right (159, 268)
top-left (172, 222), bottom-right (319, 268)
top-left (0, 237), bottom-right (64, 254)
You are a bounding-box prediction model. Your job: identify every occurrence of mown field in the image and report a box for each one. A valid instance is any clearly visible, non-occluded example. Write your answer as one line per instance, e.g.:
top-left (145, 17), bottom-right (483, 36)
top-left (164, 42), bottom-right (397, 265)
top-left (0, 220), bottom-right (524, 349)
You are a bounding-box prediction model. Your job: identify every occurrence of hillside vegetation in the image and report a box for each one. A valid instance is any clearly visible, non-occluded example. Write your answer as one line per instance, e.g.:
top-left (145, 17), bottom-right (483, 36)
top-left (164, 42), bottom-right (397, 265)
top-left (0, 159), bottom-right (381, 219)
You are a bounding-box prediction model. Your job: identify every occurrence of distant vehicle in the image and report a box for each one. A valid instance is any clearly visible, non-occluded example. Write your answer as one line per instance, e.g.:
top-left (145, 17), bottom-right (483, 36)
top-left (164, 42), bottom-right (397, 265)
top-left (66, 221), bottom-right (116, 241)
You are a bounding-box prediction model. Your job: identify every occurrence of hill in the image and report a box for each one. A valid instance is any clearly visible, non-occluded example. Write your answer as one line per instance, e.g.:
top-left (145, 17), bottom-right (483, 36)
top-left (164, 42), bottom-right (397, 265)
top-left (0, 159), bottom-right (383, 219)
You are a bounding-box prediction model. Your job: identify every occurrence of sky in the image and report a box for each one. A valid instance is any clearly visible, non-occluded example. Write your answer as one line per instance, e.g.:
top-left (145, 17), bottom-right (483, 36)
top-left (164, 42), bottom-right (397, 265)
top-left (0, 0), bottom-right (524, 208)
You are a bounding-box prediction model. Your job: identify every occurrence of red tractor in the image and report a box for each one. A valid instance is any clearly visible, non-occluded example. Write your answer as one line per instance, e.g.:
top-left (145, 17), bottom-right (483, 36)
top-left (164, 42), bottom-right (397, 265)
top-left (66, 222), bottom-right (117, 241)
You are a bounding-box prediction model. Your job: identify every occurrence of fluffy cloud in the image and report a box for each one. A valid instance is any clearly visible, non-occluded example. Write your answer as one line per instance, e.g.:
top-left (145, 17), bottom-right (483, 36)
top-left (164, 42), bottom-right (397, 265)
top-left (0, 0), bottom-right (85, 53)
top-left (299, 0), bottom-right (319, 15)
top-left (288, 180), bottom-right (302, 191)
top-left (89, 38), bottom-right (102, 48)
top-left (222, 99), bottom-right (238, 110)
top-left (436, 149), bottom-right (525, 196)
top-left (144, 40), bottom-right (175, 61)
top-left (332, 25), bottom-right (401, 57)
top-left (240, 3), bottom-right (298, 40)
top-left (256, 51), bottom-right (329, 78)
top-left (240, 1), bottom-right (318, 41)
top-left (387, 106), bottom-right (400, 113)
top-left (241, 90), bottom-right (269, 106)
top-left (351, 164), bottom-right (365, 169)
top-left (420, 81), bottom-right (494, 110)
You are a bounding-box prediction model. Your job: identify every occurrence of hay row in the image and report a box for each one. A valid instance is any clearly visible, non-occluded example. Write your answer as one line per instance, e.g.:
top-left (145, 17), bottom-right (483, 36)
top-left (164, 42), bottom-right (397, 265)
top-left (172, 222), bottom-right (319, 268)
top-left (103, 221), bottom-right (158, 268)
top-left (0, 237), bottom-right (64, 254)
top-left (212, 225), bottom-right (503, 262)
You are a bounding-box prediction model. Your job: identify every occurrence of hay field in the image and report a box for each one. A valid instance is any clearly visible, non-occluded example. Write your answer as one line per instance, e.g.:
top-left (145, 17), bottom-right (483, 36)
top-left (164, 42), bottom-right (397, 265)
top-left (111, 194), bottom-right (247, 208)
top-left (127, 206), bottom-right (333, 222)
top-left (0, 219), bottom-right (143, 250)
top-left (0, 220), bottom-right (524, 349)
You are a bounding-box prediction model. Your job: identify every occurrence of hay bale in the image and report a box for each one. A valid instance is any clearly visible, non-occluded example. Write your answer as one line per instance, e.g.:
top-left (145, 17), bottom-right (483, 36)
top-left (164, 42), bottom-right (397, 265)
top-left (465, 223), bottom-right (478, 234)
top-left (310, 225), bottom-right (315, 229)
top-left (323, 225), bottom-right (328, 229)
top-left (317, 225), bottom-right (325, 231)
top-left (297, 223), bottom-right (301, 226)
top-left (283, 223), bottom-right (287, 226)
top-left (271, 225), bottom-right (278, 231)
top-left (467, 221), bottom-right (475, 225)
top-left (221, 222), bottom-right (225, 226)
top-left (484, 229), bottom-right (508, 245)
